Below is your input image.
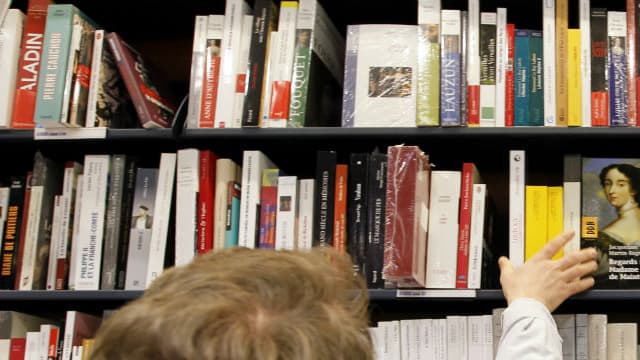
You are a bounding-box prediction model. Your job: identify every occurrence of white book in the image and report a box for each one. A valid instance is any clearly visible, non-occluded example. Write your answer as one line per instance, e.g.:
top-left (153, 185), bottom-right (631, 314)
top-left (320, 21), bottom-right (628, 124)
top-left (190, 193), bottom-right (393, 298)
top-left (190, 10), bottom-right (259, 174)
top-left (213, 158), bottom-right (240, 250)
top-left (419, 319), bottom-right (436, 360)
top-left (85, 29), bottom-right (104, 128)
top-left (238, 150), bottom-right (277, 248)
top-left (214, 0), bottom-right (250, 128)
top-left (72, 155), bottom-right (110, 290)
top-left (342, 24), bottom-right (417, 127)
top-left (479, 12), bottom-right (496, 127)
top-left (231, 14), bottom-right (253, 128)
top-left (446, 315), bottom-right (468, 360)
top-left (19, 184), bottom-right (44, 291)
top-left (175, 149), bottom-right (199, 266)
top-left (607, 323), bottom-right (637, 360)
top-left (579, 0), bottom-right (591, 127)
top-left (369, 326), bottom-right (383, 360)
top-left (434, 318), bottom-right (448, 360)
top-left (467, 0), bottom-right (481, 124)
top-left (495, 8), bottom-right (507, 127)
top-left (186, 15), bottom-right (209, 128)
top-left (296, 178), bottom-right (315, 250)
top-left (481, 314), bottom-right (494, 359)
top-left (509, 150), bottom-right (525, 267)
top-left (543, 0), bottom-right (557, 126)
top-left (259, 31), bottom-right (278, 127)
top-left (71, 347), bottom-right (82, 360)
top-left (200, 15), bottom-right (225, 127)
top-left (264, 1), bottom-right (299, 127)
top-left (61, 311), bottom-right (101, 360)
top-left (491, 308), bottom-right (506, 355)
top-left (0, 187), bottom-right (9, 248)
top-left (426, 170), bottom-right (461, 288)
top-left (468, 315), bottom-right (485, 360)
top-left (380, 320), bottom-right (401, 360)
top-left (416, 0), bottom-right (441, 126)
top-left (25, 331), bottom-right (40, 360)
top-left (588, 314), bottom-right (607, 360)
top-left (38, 324), bottom-right (59, 360)
top-left (0, 9), bottom-right (24, 127)
top-left (554, 314), bottom-right (576, 360)
top-left (58, 22), bottom-right (82, 126)
top-left (400, 319), bottom-right (413, 360)
top-left (0, 0), bottom-right (9, 25)
top-left (563, 154), bottom-right (581, 254)
top-left (467, 183), bottom-right (487, 289)
top-left (67, 175), bottom-right (84, 290)
top-left (0, 339), bottom-right (9, 360)
top-left (275, 176), bottom-right (298, 250)
top-left (576, 313), bottom-right (589, 360)
top-left (145, 153), bottom-right (176, 288)
top-left (45, 196), bottom-right (62, 290)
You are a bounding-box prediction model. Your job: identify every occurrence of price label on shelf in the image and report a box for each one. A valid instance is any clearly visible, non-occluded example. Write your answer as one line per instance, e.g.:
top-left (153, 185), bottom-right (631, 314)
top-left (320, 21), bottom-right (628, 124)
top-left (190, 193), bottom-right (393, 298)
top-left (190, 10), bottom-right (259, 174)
top-left (34, 127), bottom-right (108, 140)
top-left (396, 289), bottom-right (477, 298)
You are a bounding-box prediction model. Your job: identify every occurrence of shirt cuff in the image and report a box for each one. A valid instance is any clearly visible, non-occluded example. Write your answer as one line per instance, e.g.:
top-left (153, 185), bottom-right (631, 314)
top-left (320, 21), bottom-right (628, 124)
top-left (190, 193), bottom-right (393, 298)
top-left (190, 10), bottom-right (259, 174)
top-left (502, 298), bottom-right (557, 329)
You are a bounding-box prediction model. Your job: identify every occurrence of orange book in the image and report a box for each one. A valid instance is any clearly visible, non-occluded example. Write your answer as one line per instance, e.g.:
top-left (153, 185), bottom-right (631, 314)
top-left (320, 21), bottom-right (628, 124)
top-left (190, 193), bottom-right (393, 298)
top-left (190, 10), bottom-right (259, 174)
top-left (333, 164), bottom-right (348, 252)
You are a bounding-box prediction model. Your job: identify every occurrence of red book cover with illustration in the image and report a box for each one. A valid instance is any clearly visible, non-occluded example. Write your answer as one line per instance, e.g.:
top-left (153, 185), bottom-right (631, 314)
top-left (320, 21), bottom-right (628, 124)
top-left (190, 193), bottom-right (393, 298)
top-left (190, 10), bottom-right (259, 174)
top-left (105, 32), bottom-right (176, 128)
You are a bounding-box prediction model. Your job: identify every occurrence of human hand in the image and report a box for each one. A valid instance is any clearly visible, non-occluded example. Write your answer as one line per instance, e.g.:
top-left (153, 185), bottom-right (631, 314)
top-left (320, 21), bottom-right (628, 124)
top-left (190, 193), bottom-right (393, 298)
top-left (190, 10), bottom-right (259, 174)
top-left (498, 231), bottom-right (598, 312)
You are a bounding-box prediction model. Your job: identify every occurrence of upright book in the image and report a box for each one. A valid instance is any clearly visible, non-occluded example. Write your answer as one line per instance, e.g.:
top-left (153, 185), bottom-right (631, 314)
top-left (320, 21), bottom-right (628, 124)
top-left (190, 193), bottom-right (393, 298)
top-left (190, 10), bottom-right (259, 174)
top-left (0, 9), bottom-right (25, 128)
top-left (106, 32), bottom-right (176, 129)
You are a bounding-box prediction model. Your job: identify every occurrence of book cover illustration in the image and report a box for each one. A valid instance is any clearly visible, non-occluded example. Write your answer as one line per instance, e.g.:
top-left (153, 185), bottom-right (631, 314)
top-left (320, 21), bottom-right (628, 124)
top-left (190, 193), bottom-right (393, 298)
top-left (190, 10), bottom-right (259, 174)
top-left (581, 157), bottom-right (640, 288)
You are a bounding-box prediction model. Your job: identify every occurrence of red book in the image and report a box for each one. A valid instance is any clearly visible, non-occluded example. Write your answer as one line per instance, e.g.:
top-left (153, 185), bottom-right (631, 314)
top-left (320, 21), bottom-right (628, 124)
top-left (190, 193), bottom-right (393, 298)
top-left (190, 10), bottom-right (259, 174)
top-left (455, 162), bottom-right (482, 288)
top-left (467, 86), bottom-right (480, 126)
top-left (9, 338), bottom-right (25, 360)
top-left (382, 145), bottom-right (431, 287)
top-left (333, 164), bottom-right (348, 252)
top-left (47, 326), bottom-right (59, 360)
top-left (258, 169), bottom-right (279, 249)
top-left (269, 81), bottom-right (291, 120)
top-left (197, 150), bottom-right (217, 254)
top-left (105, 32), bottom-right (176, 129)
top-left (505, 23), bottom-right (515, 126)
top-left (10, 0), bottom-right (51, 129)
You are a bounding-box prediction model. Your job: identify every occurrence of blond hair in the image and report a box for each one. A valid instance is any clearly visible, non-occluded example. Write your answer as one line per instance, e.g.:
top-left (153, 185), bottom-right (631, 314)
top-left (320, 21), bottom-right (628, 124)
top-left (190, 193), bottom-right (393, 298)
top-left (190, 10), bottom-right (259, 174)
top-left (91, 247), bottom-right (372, 360)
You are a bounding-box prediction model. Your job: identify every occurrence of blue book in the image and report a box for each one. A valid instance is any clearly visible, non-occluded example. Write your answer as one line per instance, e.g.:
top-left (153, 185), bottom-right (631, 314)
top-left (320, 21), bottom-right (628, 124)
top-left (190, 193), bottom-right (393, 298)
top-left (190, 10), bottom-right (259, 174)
top-left (514, 29), bottom-right (531, 126)
top-left (440, 31), bottom-right (462, 126)
top-left (225, 181), bottom-right (241, 248)
top-left (608, 35), bottom-right (628, 126)
top-left (529, 31), bottom-right (544, 126)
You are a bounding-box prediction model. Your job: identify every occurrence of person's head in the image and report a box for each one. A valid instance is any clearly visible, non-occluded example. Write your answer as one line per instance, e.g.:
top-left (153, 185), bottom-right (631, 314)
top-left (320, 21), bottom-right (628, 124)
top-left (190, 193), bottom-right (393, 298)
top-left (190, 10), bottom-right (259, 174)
top-left (599, 163), bottom-right (640, 207)
top-left (91, 247), bottom-right (372, 360)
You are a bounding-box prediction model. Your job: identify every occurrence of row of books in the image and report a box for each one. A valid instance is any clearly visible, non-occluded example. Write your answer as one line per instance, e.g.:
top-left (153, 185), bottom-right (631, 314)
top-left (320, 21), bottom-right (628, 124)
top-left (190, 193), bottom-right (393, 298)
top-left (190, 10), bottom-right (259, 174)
top-left (0, 0), bottom-right (177, 130)
top-left (0, 310), bottom-right (103, 360)
top-left (0, 152), bottom-right (176, 291)
top-left (184, 0), bottom-right (343, 129)
top-left (370, 311), bottom-right (638, 360)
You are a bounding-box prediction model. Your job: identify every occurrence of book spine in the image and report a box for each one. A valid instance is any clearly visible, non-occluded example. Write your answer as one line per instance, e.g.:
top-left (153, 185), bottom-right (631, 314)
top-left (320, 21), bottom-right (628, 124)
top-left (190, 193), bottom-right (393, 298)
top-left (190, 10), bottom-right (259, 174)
top-left (547, 186), bottom-right (564, 259)
top-left (568, 29), bottom-right (582, 126)
top-left (627, 0), bottom-right (637, 127)
top-left (214, 0), bottom-right (249, 128)
top-left (637, 0), bottom-right (640, 128)
top-left (332, 164), bottom-right (348, 252)
top-left (230, 14), bottom-right (253, 128)
top-left (347, 153), bottom-right (368, 275)
top-left (588, 314), bottom-right (607, 359)
top-left (296, 178), bottom-right (315, 250)
top-left (72, 155), bottom-right (110, 290)
top-left (591, 9), bottom-right (609, 126)
top-left (185, 15), bottom-right (209, 129)
top-left (563, 154), bottom-right (582, 255)
top-left (0, 187), bottom-right (9, 243)
top-left (543, 0), bottom-right (557, 126)
top-left (460, 11), bottom-right (468, 126)
top-left (213, 159), bottom-right (237, 250)
top-left (199, 15), bottom-right (225, 128)
top-left (84, 29), bottom-right (104, 128)
top-left (58, 19), bottom-right (82, 126)
top-left (514, 30), bottom-right (530, 126)
top-left (606, 323), bottom-right (637, 359)
top-left (456, 163), bottom-right (475, 288)
top-left (467, 183), bottom-right (487, 289)
top-left (0, 10), bottom-right (25, 128)
top-left (55, 162), bottom-right (82, 290)
top-left (115, 160), bottom-right (136, 289)
top-left (11, 0), bottom-right (49, 129)
top-left (274, 175), bottom-right (298, 250)
top-left (67, 22), bottom-right (95, 127)
top-left (529, 31), bottom-right (544, 126)
top-left (45, 195), bottom-right (62, 290)
top-left (197, 150), bottom-right (216, 254)
top-left (366, 152), bottom-right (387, 288)
top-left (0, 177), bottom-right (26, 289)
top-left (313, 150), bottom-right (336, 247)
top-left (608, 11), bottom-right (629, 126)
top-left (439, 10), bottom-right (461, 127)
top-left (66, 174), bottom-right (82, 290)
top-left (525, 185), bottom-right (548, 260)
top-left (580, 0), bottom-right (592, 127)
top-left (416, 0), bottom-right (441, 126)
top-left (258, 168), bottom-right (279, 249)
top-left (479, 12), bottom-right (497, 127)
top-left (426, 171), bottom-right (461, 289)
top-left (174, 149), bottom-right (199, 266)
top-left (340, 25), bottom-right (358, 128)
top-left (145, 152), bottom-right (176, 288)
top-left (225, 181), bottom-right (241, 247)
top-left (33, 5), bottom-right (75, 127)
top-left (100, 155), bottom-right (126, 290)
top-left (238, 150), bottom-right (276, 248)
top-left (505, 24), bottom-right (515, 126)
top-left (242, 0), bottom-right (277, 127)
top-left (467, 0), bottom-right (480, 126)
top-left (556, 0), bottom-right (569, 126)
top-left (509, 150), bottom-right (525, 266)
top-left (495, 8), bottom-right (507, 127)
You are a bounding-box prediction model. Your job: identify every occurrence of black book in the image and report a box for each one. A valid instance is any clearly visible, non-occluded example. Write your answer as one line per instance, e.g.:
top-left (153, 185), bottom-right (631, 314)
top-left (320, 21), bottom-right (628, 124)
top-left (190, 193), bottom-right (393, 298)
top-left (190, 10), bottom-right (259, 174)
top-left (115, 158), bottom-right (138, 289)
top-left (0, 176), bottom-right (26, 289)
top-left (346, 152), bottom-right (369, 277)
top-left (365, 150), bottom-right (387, 289)
top-left (312, 150), bottom-right (336, 247)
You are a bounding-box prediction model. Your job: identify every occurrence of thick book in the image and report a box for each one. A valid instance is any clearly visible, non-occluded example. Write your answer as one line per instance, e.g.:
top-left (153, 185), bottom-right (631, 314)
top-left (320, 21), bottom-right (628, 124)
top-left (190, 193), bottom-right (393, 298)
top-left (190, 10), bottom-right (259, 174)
top-left (346, 153), bottom-right (369, 277)
top-left (581, 157), bottom-right (640, 288)
top-left (0, 9), bottom-right (25, 128)
top-left (439, 10), bottom-right (462, 126)
top-left (213, 158), bottom-right (240, 250)
top-left (383, 145), bottom-right (430, 287)
top-left (53, 161), bottom-right (82, 290)
top-left (563, 154), bottom-right (582, 255)
top-left (479, 12), bottom-right (497, 127)
top-left (197, 150), bottom-right (217, 254)
top-left (332, 164), bottom-right (348, 251)
top-left (416, 0), bottom-right (441, 126)
top-left (608, 11), bottom-right (628, 126)
top-left (466, 0), bottom-right (481, 126)
top-left (225, 181), bottom-right (241, 247)
top-left (198, 15), bottom-right (224, 128)
top-left (275, 175), bottom-right (298, 250)
top-left (60, 311), bottom-right (100, 360)
top-left (105, 32), bottom-right (176, 128)
top-left (185, 15), bottom-right (209, 129)
top-left (529, 30), bottom-right (544, 126)
top-left (456, 163), bottom-right (483, 288)
top-left (287, 0), bottom-right (344, 127)
top-left (580, 0), bottom-right (591, 127)
top-left (66, 20), bottom-right (95, 127)
top-left (366, 151), bottom-right (387, 288)
top-left (313, 150), bottom-right (336, 247)
top-left (258, 168), bottom-right (279, 249)
top-left (567, 29), bottom-right (582, 126)
top-left (10, 0), bottom-right (51, 129)
top-left (514, 29), bottom-right (530, 126)
top-left (0, 177), bottom-right (26, 289)
top-left (342, 24), bottom-right (417, 127)
top-left (175, 149), bottom-right (198, 266)
top-left (591, 8), bottom-right (609, 126)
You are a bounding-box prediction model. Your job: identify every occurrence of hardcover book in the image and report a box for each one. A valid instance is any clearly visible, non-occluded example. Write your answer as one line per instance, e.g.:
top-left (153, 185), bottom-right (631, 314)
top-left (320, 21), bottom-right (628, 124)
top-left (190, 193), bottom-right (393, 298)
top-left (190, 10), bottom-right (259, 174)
top-left (581, 158), bottom-right (640, 288)
top-left (105, 32), bottom-right (176, 129)
top-left (10, 0), bottom-right (51, 129)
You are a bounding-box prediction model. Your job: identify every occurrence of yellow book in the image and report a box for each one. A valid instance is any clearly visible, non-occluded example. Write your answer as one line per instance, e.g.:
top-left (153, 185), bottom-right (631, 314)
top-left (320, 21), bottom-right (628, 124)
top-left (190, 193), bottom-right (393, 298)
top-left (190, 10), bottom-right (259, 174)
top-left (555, 0), bottom-right (568, 126)
top-left (525, 186), bottom-right (548, 260)
top-left (547, 186), bottom-right (564, 259)
top-left (567, 29), bottom-right (581, 126)
top-left (81, 338), bottom-right (95, 360)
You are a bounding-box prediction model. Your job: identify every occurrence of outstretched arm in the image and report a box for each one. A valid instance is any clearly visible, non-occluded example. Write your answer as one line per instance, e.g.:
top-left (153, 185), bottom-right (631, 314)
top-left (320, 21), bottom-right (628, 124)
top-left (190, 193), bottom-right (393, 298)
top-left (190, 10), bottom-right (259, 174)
top-left (495, 231), bottom-right (597, 360)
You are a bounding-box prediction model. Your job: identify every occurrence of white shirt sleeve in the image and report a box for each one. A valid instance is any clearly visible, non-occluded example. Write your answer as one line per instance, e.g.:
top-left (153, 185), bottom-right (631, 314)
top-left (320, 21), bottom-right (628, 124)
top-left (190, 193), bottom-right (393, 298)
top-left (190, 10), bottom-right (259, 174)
top-left (495, 298), bottom-right (563, 360)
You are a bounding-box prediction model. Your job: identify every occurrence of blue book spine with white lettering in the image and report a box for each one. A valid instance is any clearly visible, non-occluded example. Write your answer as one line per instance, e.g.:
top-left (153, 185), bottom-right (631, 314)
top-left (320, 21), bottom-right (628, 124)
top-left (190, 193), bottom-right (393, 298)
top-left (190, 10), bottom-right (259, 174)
top-left (514, 29), bottom-right (531, 126)
top-left (440, 35), bottom-right (461, 126)
top-left (529, 30), bottom-right (544, 126)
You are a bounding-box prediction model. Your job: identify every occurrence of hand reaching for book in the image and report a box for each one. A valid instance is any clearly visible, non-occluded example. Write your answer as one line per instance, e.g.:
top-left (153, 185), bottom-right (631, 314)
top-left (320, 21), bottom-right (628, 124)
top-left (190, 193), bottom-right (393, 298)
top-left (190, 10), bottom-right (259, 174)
top-left (498, 231), bottom-right (598, 312)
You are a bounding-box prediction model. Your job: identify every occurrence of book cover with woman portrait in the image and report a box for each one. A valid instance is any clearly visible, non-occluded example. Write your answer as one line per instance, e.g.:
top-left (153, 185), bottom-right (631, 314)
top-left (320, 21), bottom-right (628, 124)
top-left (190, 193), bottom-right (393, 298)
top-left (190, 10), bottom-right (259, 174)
top-left (581, 157), bottom-right (640, 289)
